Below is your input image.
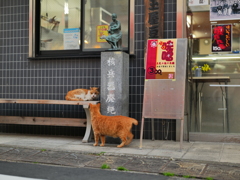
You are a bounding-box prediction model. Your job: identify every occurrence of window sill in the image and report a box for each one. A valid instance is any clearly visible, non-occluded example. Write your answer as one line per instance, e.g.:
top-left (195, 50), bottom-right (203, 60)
top-left (28, 50), bottom-right (133, 60)
top-left (28, 55), bottom-right (100, 60)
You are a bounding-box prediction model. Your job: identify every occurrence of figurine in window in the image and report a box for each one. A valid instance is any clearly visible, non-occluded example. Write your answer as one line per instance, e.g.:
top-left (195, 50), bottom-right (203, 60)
top-left (100, 13), bottom-right (122, 50)
top-left (223, 1), bottom-right (229, 15)
top-left (217, 2), bottom-right (223, 15)
top-left (232, 1), bottom-right (238, 14)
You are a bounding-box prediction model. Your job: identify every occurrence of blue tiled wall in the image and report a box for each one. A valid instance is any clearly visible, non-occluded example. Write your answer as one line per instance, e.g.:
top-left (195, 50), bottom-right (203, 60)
top-left (0, 0), bottom-right (177, 140)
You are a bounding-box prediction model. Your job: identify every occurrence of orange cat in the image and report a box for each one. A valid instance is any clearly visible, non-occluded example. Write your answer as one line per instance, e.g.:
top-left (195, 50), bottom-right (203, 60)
top-left (65, 87), bottom-right (99, 101)
top-left (89, 103), bottom-right (138, 148)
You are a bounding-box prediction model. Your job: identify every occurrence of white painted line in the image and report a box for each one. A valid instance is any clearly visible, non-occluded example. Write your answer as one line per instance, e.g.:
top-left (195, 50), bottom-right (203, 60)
top-left (210, 85), bottom-right (240, 87)
top-left (218, 108), bottom-right (227, 110)
top-left (0, 174), bottom-right (46, 180)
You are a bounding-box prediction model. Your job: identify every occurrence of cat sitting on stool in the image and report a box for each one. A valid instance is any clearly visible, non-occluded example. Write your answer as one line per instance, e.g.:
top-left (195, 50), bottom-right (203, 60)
top-left (89, 103), bottom-right (138, 148)
top-left (65, 87), bottom-right (99, 101)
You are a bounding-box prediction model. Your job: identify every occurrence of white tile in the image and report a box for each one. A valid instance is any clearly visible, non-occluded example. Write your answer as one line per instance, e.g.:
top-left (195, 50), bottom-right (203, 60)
top-left (188, 142), bottom-right (223, 153)
top-left (59, 144), bottom-right (100, 153)
top-left (89, 146), bottom-right (121, 154)
top-left (222, 144), bottom-right (240, 154)
top-left (130, 139), bottom-right (165, 148)
top-left (182, 152), bottom-right (221, 162)
top-left (0, 136), bottom-right (27, 144)
top-left (220, 154), bottom-right (240, 163)
top-left (159, 141), bottom-right (192, 151)
top-left (148, 149), bottom-right (186, 159)
top-left (117, 147), bottom-right (153, 155)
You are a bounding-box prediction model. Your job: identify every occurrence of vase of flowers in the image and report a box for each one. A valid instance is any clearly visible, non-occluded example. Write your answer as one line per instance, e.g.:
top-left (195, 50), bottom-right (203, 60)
top-left (192, 64), bottom-right (211, 77)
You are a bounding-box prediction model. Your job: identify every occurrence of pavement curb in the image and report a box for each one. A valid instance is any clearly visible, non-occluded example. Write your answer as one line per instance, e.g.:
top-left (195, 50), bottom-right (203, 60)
top-left (1, 145), bottom-right (240, 180)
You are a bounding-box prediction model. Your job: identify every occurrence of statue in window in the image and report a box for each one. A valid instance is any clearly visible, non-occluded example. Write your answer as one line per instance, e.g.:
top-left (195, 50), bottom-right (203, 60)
top-left (100, 13), bottom-right (122, 50)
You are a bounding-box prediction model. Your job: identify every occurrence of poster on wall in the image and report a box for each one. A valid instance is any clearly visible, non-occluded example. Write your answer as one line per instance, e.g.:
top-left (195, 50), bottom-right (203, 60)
top-left (189, 0), bottom-right (209, 6)
top-left (146, 39), bottom-right (177, 80)
top-left (210, 0), bottom-right (240, 21)
top-left (63, 28), bottom-right (80, 50)
top-left (211, 24), bottom-right (232, 52)
top-left (96, 25), bottom-right (109, 43)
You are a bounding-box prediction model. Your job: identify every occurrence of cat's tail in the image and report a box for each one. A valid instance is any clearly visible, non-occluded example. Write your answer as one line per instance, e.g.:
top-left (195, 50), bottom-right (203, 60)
top-left (65, 96), bottom-right (83, 101)
top-left (131, 118), bottom-right (138, 126)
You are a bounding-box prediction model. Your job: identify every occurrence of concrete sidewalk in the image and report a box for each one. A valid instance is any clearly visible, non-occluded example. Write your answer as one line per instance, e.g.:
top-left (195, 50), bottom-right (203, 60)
top-left (0, 133), bottom-right (240, 179)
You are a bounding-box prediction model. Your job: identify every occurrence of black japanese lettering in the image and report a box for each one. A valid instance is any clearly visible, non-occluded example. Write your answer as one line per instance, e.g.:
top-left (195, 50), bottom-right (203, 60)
top-left (149, 25), bottom-right (159, 38)
top-left (148, 11), bottom-right (159, 25)
top-left (149, 0), bottom-right (159, 10)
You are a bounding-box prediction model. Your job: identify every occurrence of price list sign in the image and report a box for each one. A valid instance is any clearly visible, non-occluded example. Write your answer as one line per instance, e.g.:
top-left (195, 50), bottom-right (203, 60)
top-left (146, 39), bottom-right (177, 79)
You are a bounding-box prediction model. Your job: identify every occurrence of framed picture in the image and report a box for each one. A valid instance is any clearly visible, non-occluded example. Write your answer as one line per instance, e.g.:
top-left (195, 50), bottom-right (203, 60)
top-left (210, 0), bottom-right (240, 21)
top-left (211, 24), bottom-right (232, 52)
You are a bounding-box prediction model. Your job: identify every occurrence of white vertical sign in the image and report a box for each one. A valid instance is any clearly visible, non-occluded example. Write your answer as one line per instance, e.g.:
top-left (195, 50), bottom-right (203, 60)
top-left (189, 0), bottom-right (208, 6)
top-left (63, 28), bottom-right (80, 50)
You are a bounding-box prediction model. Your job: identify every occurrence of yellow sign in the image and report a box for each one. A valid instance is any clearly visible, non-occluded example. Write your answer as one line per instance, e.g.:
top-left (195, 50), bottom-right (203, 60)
top-left (96, 25), bottom-right (109, 43)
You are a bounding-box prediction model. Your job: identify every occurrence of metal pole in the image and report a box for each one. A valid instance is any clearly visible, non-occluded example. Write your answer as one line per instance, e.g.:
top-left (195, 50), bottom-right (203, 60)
top-left (139, 117), bottom-right (145, 149)
top-left (151, 118), bottom-right (155, 140)
top-left (180, 118), bottom-right (184, 151)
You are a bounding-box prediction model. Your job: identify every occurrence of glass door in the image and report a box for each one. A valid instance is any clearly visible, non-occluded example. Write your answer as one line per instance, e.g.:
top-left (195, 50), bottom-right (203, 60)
top-left (187, 1), bottom-right (240, 141)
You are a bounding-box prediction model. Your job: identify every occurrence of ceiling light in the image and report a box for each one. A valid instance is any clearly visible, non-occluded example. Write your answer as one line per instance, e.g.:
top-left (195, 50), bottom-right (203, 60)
top-left (64, 2), bottom-right (69, 14)
top-left (192, 56), bottom-right (240, 60)
top-left (187, 16), bottom-right (191, 25)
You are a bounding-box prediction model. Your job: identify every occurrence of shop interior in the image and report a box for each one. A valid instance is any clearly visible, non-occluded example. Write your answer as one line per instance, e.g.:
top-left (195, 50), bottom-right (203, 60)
top-left (188, 1), bottom-right (240, 137)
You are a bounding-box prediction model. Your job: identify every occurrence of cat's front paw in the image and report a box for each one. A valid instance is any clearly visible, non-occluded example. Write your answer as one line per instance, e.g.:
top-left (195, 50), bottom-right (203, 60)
top-left (100, 144), bottom-right (105, 147)
top-left (93, 143), bottom-right (98, 146)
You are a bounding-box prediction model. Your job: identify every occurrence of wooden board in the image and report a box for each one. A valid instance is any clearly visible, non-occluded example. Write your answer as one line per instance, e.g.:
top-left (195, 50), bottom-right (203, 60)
top-left (144, 0), bottom-right (164, 39)
top-left (0, 99), bottom-right (99, 105)
top-left (0, 116), bottom-right (86, 127)
top-left (144, 0), bottom-right (164, 68)
top-left (190, 76), bottom-right (230, 83)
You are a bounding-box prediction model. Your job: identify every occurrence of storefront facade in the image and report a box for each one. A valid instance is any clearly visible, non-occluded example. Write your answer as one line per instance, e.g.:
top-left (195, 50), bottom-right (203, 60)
top-left (188, 0), bottom-right (240, 142)
top-left (0, 0), bottom-right (179, 140)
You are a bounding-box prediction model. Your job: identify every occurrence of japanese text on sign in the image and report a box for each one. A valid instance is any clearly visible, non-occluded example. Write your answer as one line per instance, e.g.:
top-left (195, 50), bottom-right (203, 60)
top-left (146, 39), bottom-right (177, 79)
top-left (148, 0), bottom-right (159, 38)
top-left (212, 24), bottom-right (232, 52)
top-left (106, 57), bottom-right (116, 114)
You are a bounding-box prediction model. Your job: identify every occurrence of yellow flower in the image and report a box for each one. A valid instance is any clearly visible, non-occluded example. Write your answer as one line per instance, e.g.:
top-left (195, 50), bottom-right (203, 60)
top-left (192, 64), bottom-right (211, 72)
top-left (192, 66), bottom-right (198, 71)
top-left (201, 64), bottom-right (211, 72)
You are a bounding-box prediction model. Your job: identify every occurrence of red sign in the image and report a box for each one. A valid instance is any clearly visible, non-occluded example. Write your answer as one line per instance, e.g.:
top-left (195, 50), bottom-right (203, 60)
top-left (146, 39), bottom-right (177, 79)
top-left (211, 24), bottom-right (232, 52)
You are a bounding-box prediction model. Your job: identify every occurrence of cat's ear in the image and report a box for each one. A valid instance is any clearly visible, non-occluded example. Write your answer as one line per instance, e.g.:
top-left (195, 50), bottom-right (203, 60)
top-left (89, 103), bottom-right (92, 108)
top-left (94, 87), bottom-right (100, 93)
top-left (97, 103), bottom-right (100, 108)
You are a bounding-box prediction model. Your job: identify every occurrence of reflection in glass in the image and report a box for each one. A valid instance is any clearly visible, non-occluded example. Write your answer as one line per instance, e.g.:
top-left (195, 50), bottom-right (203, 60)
top-left (83, 0), bottom-right (129, 51)
top-left (188, 6), bottom-right (240, 134)
top-left (40, 0), bottom-right (81, 50)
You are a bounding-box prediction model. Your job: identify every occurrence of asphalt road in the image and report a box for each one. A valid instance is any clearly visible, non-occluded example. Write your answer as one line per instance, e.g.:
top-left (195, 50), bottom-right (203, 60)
top-left (0, 161), bottom-right (177, 180)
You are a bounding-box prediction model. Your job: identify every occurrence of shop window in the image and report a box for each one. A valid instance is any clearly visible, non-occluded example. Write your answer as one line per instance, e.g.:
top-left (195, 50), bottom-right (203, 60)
top-left (40, 0), bottom-right (81, 51)
top-left (188, 1), bottom-right (240, 135)
top-left (29, 0), bottom-right (134, 58)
